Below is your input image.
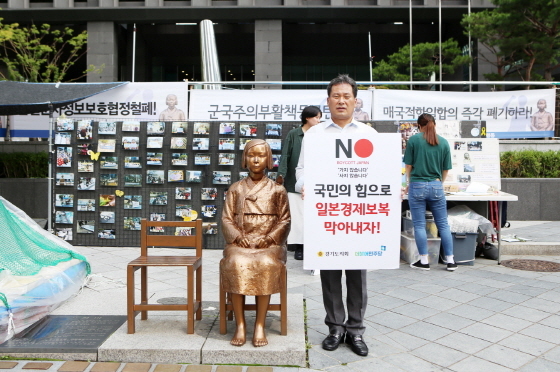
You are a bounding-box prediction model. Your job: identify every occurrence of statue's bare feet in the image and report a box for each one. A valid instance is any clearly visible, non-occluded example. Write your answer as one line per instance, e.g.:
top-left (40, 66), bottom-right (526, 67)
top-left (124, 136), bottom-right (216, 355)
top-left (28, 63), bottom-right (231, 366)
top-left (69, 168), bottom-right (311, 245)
top-left (231, 323), bottom-right (246, 346)
top-left (252, 323), bottom-right (268, 347)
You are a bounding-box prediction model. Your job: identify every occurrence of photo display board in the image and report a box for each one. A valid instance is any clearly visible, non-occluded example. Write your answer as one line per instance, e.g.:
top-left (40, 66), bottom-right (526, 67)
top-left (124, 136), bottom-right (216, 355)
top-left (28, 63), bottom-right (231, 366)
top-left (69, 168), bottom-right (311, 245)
top-left (446, 138), bottom-right (501, 191)
top-left (52, 119), bottom-right (298, 247)
top-left (397, 120), bottom-right (501, 191)
top-left (52, 119), bottom-right (499, 247)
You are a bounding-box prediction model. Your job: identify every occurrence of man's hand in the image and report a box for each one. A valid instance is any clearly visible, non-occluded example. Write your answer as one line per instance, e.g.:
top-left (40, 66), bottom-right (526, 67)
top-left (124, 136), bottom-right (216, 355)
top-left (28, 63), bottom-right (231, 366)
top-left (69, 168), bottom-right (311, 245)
top-left (301, 185), bottom-right (305, 200)
top-left (275, 175), bottom-right (284, 185)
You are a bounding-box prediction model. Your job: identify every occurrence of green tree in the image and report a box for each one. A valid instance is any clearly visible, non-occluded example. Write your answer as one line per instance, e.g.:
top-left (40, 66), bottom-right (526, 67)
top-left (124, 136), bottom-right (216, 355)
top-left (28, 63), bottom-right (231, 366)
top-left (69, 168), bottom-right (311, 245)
top-left (462, 0), bottom-right (560, 87)
top-left (371, 39), bottom-right (471, 89)
top-left (461, 10), bottom-right (522, 83)
top-left (0, 20), bottom-right (102, 82)
top-left (493, 0), bottom-right (560, 82)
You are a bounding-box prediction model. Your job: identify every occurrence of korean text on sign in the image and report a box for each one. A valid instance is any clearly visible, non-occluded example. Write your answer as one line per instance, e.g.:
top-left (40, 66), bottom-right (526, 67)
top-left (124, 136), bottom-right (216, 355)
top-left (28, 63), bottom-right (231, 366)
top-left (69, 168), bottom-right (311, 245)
top-left (314, 184), bottom-right (392, 197)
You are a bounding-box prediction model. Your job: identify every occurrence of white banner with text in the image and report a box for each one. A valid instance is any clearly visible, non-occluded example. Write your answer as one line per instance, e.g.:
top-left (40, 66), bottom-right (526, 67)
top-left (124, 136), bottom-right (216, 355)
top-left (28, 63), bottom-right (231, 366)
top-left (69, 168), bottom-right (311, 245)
top-left (188, 89), bottom-right (374, 122)
top-left (373, 88), bottom-right (556, 139)
top-left (9, 82), bottom-right (189, 137)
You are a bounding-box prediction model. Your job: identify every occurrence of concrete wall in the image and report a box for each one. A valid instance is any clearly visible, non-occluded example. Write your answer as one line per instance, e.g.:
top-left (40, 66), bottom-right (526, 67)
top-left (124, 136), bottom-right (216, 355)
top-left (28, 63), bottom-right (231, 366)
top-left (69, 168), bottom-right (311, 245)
top-left (254, 20), bottom-right (282, 89)
top-left (501, 178), bottom-right (560, 221)
top-left (0, 179), bottom-right (49, 218)
top-left (87, 22), bottom-right (119, 82)
top-left (0, 142), bottom-right (48, 153)
top-left (499, 140), bottom-right (560, 152)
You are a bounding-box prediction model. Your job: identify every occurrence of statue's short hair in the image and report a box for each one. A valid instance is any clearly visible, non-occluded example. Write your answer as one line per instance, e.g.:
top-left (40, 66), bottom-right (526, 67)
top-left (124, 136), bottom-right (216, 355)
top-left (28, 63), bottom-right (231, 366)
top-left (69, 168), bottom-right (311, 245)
top-left (242, 139), bottom-right (273, 169)
top-left (327, 74), bottom-right (357, 98)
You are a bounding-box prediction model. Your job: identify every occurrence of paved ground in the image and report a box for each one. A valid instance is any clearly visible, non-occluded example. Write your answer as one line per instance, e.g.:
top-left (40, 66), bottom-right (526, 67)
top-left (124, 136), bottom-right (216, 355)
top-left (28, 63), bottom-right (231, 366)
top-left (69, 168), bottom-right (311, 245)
top-left (500, 220), bottom-right (560, 243)
top-left (3, 221), bottom-right (560, 371)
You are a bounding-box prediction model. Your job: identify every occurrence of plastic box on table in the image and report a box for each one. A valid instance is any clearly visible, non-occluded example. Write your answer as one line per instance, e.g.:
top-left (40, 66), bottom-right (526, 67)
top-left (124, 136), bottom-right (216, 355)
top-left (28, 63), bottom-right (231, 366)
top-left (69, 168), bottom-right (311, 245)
top-left (400, 233), bottom-right (441, 266)
top-left (442, 232), bottom-right (478, 266)
top-left (402, 216), bottom-right (438, 238)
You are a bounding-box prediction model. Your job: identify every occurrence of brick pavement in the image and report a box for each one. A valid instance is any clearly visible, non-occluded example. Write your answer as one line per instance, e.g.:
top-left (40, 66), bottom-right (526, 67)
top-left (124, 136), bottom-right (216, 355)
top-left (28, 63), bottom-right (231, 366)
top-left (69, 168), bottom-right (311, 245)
top-left (3, 221), bottom-right (560, 371)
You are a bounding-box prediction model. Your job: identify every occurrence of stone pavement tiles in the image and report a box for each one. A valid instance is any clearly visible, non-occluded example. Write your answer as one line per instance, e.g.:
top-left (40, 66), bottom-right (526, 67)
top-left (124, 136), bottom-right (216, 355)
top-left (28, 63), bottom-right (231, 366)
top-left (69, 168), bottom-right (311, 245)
top-left (303, 255), bottom-right (560, 371)
top-left (0, 362), bottom-right (278, 372)
top-left (34, 247), bottom-right (560, 371)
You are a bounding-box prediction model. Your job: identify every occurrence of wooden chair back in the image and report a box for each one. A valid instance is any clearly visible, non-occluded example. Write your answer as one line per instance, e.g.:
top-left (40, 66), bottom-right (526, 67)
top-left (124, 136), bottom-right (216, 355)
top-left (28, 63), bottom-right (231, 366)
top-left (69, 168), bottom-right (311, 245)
top-left (127, 218), bottom-right (203, 334)
top-left (140, 219), bottom-right (203, 256)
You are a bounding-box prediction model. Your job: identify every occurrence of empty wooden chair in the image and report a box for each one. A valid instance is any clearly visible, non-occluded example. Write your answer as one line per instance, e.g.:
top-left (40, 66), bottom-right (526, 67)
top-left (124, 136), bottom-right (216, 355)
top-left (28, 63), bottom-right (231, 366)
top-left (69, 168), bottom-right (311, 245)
top-left (127, 219), bottom-right (203, 334)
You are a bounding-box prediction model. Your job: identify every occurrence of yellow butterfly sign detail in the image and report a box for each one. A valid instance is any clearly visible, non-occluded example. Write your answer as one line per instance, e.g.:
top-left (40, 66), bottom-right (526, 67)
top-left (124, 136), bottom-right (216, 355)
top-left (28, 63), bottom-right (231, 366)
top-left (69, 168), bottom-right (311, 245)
top-left (182, 210), bottom-right (198, 221)
top-left (87, 150), bottom-right (101, 161)
top-left (115, 190), bottom-right (124, 197)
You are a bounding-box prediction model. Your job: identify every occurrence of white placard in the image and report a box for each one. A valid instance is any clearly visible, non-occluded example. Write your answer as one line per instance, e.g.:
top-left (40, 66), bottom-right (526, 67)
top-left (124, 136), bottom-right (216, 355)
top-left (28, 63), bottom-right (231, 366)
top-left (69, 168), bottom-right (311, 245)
top-left (303, 133), bottom-right (402, 270)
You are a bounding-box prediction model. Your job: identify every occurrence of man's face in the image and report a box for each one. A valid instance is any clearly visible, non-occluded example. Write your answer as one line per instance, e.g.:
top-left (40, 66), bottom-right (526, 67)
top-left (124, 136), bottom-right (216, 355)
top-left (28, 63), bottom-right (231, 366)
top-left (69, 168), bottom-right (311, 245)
top-left (327, 83), bottom-right (356, 123)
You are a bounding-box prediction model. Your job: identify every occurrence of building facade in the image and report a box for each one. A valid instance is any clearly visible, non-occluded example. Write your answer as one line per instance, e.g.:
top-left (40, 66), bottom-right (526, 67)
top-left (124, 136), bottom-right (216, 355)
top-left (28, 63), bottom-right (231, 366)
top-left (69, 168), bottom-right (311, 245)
top-left (1, 0), bottom-right (495, 88)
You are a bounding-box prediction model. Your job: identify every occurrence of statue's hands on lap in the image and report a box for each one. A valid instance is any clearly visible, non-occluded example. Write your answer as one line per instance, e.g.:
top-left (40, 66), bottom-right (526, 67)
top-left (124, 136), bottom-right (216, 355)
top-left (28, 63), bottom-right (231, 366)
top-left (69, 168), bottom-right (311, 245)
top-left (255, 236), bottom-right (274, 248)
top-left (235, 236), bottom-right (251, 248)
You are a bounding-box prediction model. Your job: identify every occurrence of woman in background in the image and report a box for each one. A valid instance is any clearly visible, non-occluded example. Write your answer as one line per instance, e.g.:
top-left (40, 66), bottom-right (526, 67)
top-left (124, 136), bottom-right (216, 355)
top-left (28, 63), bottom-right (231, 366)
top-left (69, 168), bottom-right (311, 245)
top-left (276, 106), bottom-right (322, 261)
top-left (404, 113), bottom-right (457, 272)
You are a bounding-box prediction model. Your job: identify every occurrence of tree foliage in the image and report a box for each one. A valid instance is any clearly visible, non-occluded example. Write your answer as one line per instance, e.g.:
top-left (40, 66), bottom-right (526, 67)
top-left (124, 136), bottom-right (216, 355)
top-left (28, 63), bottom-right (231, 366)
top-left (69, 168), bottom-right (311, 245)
top-left (371, 39), bottom-right (471, 89)
top-left (0, 152), bottom-right (48, 178)
top-left (501, 150), bottom-right (560, 178)
top-left (461, 10), bottom-right (521, 82)
top-left (495, 0), bottom-right (560, 82)
top-left (0, 20), bottom-right (102, 82)
top-left (462, 0), bottom-right (560, 87)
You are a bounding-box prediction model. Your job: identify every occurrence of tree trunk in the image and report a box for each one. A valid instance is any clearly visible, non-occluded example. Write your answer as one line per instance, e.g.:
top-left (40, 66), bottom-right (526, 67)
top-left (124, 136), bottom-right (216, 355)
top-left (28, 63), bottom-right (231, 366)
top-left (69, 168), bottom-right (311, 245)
top-left (524, 57), bottom-right (536, 90)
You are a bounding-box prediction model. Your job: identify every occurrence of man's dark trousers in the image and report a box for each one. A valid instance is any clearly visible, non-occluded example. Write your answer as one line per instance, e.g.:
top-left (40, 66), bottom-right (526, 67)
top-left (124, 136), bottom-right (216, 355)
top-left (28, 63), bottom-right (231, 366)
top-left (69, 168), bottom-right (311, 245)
top-left (320, 269), bottom-right (367, 336)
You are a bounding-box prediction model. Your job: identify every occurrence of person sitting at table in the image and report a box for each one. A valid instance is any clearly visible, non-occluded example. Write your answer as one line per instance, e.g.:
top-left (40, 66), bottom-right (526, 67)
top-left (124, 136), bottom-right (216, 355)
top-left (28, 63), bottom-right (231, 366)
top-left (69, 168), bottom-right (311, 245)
top-left (220, 139), bottom-right (291, 347)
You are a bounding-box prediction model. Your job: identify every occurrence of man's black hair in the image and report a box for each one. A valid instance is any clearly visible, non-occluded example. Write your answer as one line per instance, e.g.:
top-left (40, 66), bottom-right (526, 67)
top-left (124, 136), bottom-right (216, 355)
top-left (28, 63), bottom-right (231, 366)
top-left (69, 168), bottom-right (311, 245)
top-left (327, 74), bottom-right (357, 98)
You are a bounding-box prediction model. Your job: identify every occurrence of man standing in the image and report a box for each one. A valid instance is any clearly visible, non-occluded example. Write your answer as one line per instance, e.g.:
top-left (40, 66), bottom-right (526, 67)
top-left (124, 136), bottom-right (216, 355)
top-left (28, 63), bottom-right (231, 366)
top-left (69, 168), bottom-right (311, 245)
top-left (295, 74), bottom-right (376, 357)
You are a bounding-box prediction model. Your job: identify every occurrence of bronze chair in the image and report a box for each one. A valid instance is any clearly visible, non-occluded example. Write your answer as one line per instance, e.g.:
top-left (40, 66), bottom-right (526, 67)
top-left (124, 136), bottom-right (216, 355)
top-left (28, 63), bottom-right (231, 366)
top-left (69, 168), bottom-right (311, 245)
top-left (219, 264), bottom-right (287, 335)
top-left (127, 219), bottom-right (203, 334)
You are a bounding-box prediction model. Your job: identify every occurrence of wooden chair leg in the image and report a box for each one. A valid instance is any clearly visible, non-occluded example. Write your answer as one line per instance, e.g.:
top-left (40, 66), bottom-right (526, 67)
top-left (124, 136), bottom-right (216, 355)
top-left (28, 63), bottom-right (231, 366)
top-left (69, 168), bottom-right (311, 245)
top-left (140, 266), bottom-right (148, 320)
top-left (185, 266), bottom-right (194, 334)
top-left (127, 265), bottom-right (135, 334)
top-left (196, 266), bottom-right (202, 320)
top-left (219, 272), bottom-right (227, 334)
top-left (226, 292), bottom-right (234, 321)
top-left (281, 269), bottom-right (288, 335)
